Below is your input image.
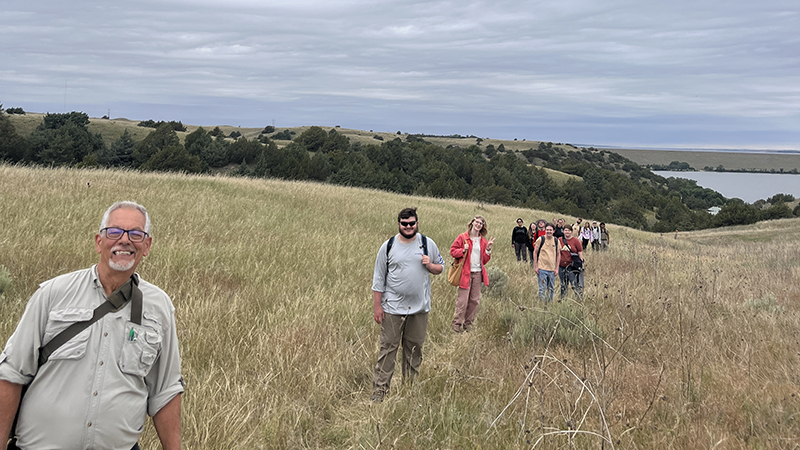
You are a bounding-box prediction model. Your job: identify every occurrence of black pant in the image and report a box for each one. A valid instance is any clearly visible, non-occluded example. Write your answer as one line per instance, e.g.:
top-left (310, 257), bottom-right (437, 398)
top-left (513, 242), bottom-right (527, 262)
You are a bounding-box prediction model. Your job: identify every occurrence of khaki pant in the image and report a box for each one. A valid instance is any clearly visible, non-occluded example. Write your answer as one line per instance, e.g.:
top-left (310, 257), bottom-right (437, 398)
top-left (453, 271), bottom-right (482, 330)
top-left (372, 312), bottom-right (428, 395)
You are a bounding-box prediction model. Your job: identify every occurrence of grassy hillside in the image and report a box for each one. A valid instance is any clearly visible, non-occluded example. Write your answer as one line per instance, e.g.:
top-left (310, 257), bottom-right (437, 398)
top-left (1, 165), bottom-right (799, 449)
top-left (7, 112), bottom-right (797, 173)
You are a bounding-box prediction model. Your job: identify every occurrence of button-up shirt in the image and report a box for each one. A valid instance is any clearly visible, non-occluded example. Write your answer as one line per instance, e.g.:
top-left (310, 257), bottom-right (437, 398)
top-left (0, 266), bottom-right (184, 450)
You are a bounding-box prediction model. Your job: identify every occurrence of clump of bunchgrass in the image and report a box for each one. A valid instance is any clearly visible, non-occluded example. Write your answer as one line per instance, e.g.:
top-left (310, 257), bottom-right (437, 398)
top-left (500, 300), bottom-right (602, 347)
top-left (484, 266), bottom-right (509, 297)
top-left (744, 292), bottom-right (785, 314)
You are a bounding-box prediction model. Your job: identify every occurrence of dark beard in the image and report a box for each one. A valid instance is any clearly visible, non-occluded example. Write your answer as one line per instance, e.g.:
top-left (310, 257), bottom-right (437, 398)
top-left (399, 227), bottom-right (417, 239)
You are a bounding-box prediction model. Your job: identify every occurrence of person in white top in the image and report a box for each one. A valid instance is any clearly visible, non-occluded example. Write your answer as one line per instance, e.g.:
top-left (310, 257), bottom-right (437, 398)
top-left (449, 216), bottom-right (494, 333)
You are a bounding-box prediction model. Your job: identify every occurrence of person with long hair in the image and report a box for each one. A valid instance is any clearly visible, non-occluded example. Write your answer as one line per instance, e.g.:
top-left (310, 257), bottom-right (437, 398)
top-left (526, 220), bottom-right (546, 265)
top-left (579, 221), bottom-right (593, 250)
top-left (450, 216), bottom-right (494, 332)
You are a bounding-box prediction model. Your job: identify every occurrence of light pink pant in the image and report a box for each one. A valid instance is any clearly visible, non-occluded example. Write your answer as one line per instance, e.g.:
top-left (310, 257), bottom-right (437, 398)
top-left (453, 271), bottom-right (482, 329)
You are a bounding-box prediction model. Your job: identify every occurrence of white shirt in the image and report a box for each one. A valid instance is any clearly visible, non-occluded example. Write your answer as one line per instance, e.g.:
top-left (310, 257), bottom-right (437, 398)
top-left (470, 236), bottom-right (482, 272)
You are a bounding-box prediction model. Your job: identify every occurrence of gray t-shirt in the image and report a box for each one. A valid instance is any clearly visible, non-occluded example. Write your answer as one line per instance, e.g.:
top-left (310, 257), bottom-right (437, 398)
top-left (372, 234), bottom-right (444, 315)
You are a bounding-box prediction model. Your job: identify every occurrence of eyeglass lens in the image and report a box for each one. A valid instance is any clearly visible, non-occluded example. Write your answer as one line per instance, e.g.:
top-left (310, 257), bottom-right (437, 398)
top-left (104, 227), bottom-right (147, 242)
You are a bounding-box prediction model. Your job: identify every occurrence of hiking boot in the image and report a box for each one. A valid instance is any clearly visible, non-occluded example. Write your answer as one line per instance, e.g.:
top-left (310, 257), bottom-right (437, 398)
top-left (370, 391), bottom-right (386, 403)
top-left (451, 324), bottom-right (463, 333)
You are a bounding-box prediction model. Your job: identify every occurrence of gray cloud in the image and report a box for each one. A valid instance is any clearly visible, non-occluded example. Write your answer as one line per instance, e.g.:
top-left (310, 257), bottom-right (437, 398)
top-left (1, 0), bottom-right (798, 148)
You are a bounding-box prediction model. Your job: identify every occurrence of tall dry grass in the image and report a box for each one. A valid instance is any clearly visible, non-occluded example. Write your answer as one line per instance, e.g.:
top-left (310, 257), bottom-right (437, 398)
top-left (1, 164), bottom-right (799, 449)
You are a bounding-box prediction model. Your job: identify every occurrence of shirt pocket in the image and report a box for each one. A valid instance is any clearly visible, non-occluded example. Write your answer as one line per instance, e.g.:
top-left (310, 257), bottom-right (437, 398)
top-left (43, 308), bottom-right (93, 361)
top-left (118, 320), bottom-right (162, 377)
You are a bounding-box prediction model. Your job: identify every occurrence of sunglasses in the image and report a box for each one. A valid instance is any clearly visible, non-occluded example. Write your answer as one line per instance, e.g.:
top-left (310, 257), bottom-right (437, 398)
top-left (399, 220), bottom-right (417, 227)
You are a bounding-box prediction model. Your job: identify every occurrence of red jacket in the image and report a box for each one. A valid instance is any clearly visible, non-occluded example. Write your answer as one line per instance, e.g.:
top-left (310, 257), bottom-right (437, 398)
top-left (450, 232), bottom-right (491, 289)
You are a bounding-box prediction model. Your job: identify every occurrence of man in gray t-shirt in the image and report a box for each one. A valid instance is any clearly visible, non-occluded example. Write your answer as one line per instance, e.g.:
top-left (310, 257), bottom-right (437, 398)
top-left (370, 208), bottom-right (443, 402)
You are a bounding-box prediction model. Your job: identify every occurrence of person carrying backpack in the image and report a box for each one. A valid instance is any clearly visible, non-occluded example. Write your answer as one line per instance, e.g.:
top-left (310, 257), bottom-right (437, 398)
top-left (558, 225), bottom-right (585, 300)
top-left (370, 208), bottom-right (444, 402)
top-left (532, 222), bottom-right (560, 302)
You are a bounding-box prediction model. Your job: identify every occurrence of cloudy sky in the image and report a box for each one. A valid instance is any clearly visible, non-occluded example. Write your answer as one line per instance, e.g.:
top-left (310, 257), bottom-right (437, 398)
top-left (2, 0), bottom-right (799, 149)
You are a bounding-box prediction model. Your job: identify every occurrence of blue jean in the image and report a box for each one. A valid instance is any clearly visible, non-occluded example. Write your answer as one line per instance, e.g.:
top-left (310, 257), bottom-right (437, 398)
top-left (537, 269), bottom-right (556, 302)
top-left (559, 266), bottom-right (584, 299)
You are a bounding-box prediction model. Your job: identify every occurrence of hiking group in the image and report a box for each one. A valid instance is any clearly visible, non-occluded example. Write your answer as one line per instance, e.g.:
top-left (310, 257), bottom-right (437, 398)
top-left (369, 208), bottom-right (608, 402)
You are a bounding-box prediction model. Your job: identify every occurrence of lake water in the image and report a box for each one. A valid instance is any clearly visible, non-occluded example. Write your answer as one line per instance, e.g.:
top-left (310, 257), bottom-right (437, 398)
top-left (653, 171), bottom-right (800, 203)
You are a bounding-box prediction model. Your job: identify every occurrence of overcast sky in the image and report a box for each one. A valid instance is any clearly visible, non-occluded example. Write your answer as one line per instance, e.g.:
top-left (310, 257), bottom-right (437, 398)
top-left (2, 0), bottom-right (799, 150)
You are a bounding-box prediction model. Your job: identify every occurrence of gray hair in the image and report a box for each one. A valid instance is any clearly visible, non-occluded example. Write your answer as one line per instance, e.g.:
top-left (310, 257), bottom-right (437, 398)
top-left (99, 201), bottom-right (151, 234)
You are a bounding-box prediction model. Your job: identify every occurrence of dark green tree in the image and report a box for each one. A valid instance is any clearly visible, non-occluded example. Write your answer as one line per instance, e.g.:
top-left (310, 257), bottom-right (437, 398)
top-left (132, 124), bottom-right (180, 167)
top-left (27, 112), bottom-right (105, 166)
top-left (97, 129), bottom-right (136, 167)
top-left (295, 126), bottom-right (327, 152)
top-left (0, 110), bottom-right (30, 162)
top-left (140, 144), bottom-right (205, 173)
top-left (713, 199), bottom-right (760, 227)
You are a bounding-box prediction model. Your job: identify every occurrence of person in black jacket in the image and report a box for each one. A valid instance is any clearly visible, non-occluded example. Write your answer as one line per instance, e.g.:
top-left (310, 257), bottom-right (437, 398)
top-left (511, 218), bottom-right (528, 262)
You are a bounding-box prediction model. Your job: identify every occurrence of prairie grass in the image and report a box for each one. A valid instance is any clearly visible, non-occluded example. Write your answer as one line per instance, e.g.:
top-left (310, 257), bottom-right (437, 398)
top-left (1, 164), bottom-right (799, 449)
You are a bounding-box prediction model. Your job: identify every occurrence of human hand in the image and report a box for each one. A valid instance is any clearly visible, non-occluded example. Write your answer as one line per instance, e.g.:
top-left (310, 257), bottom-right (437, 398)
top-left (487, 237), bottom-right (494, 251)
top-left (422, 254), bottom-right (431, 266)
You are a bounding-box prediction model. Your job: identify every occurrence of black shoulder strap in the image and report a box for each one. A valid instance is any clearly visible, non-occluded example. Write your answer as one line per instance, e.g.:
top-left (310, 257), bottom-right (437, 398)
top-left (386, 235), bottom-right (395, 258)
top-left (37, 275), bottom-right (142, 367)
top-left (420, 234), bottom-right (428, 256)
top-left (14, 275), bottom-right (142, 441)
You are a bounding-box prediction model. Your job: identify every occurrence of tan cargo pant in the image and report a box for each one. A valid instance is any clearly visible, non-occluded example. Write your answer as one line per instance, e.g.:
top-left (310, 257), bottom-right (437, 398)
top-left (372, 312), bottom-right (428, 396)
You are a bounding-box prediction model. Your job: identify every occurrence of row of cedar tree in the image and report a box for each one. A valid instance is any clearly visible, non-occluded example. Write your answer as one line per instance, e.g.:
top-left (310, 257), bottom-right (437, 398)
top-left (1, 110), bottom-right (796, 232)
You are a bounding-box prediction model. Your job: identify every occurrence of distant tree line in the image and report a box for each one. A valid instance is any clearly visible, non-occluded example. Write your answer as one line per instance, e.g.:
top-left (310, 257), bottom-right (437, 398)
top-left (647, 161), bottom-right (694, 171)
top-left (703, 164), bottom-right (798, 174)
top-left (1, 109), bottom-right (797, 230)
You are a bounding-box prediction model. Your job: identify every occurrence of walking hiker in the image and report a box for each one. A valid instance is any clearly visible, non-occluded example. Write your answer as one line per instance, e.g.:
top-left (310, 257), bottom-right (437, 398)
top-left (591, 221), bottom-right (601, 251)
top-left (1, 201), bottom-right (184, 450)
top-left (558, 225), bottom-right (585, 299)
top-left (526, 220), bottom-right (546, 264)
top-left (533, 223), bottom-right (560, 302)
top-left (449, 216), bottom-right (494, 333)
top-left (600, 222), bottom-right (610, 250)
top-left (371, 208), bottom-right (444, 402)
top-left (511, 218), bottom-right (528, 262)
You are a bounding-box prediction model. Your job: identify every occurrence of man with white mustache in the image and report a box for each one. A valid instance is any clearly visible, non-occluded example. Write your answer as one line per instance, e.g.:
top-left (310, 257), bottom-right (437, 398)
top-left (1, 201), bottom-right (183, 450)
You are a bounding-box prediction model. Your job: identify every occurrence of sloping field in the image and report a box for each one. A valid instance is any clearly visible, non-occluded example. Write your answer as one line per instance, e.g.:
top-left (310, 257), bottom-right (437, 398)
top-left (610, 147), bottom-right (800, 172)
top-left (1, 165), bottom-right (799, 449)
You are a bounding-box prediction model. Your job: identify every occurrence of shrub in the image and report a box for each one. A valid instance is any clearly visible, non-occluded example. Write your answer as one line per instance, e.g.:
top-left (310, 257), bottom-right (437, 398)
top-left (373, 135), bottom-right (384, 141)
top-left (484, 266), bottom-right (509, 296)
top-left (262, 125), bottom-right (275, 134)
top-left (744, 292), bottom-right (785, 314)
top-left (229, 131), bottom-right (242, 139)
top-left (5, 107), bottom-right (25, 115)
top-left (272, 130), bottom-right (294, 140)
top-left (499, 301), bottom-right (602, 348)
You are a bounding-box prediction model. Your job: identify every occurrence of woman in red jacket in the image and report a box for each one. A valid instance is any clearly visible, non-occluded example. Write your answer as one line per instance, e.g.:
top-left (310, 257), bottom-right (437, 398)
top-left (450, 215), bottom-right (495, 332)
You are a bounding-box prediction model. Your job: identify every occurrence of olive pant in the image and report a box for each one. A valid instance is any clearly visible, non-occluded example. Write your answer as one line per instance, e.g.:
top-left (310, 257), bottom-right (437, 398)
top-left (372, 312), bottom-right (428, 396)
